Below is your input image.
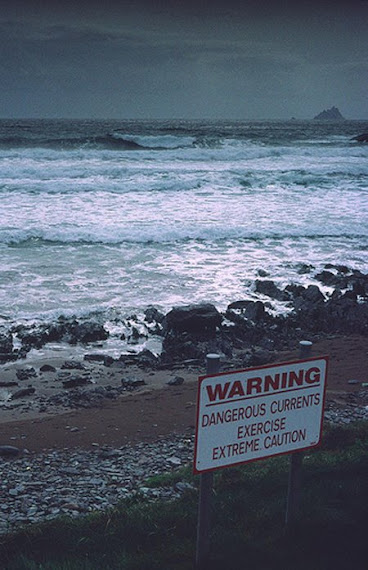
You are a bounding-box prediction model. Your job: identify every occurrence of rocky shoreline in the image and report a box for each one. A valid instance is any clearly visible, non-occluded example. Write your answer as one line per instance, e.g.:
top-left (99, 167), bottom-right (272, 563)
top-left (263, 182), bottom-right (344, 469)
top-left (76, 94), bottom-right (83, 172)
top-left (1, 263), bottom-right (367, 419)
top-left (1, 263), bottom-right (368, 536)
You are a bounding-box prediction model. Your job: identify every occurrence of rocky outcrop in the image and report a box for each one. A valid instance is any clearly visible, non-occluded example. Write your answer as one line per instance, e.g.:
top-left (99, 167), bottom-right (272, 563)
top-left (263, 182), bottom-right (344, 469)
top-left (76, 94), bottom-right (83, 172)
top-left (352, 133), bottom-right (368, 143)
top-left (14, 318), bottom-right (109, 355)
top-left (0, 333), bottom-right (16, 363)
top-left (313, 106), bottom-right (345, 120)
top-left (160, 304), bottom-right (226, 364)
top-left (159, 267), bottom-right (368, 366)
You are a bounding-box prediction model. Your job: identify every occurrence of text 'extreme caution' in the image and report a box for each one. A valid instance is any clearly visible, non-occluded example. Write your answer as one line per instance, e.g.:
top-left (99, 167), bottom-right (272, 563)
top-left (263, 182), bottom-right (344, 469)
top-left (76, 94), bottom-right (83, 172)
top-left (194, 356), bottom-right (328, 473)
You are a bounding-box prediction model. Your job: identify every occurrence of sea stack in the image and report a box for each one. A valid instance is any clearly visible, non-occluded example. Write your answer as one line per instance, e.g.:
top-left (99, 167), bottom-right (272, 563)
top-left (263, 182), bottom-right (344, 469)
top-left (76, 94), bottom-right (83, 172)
top-left (313, 106), bottom-right (345, 120)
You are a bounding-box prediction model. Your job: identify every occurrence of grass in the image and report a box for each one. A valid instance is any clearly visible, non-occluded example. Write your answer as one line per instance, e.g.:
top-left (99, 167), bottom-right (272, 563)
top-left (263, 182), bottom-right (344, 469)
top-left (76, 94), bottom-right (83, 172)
top-left (1, 422), bottom-right (368, 569)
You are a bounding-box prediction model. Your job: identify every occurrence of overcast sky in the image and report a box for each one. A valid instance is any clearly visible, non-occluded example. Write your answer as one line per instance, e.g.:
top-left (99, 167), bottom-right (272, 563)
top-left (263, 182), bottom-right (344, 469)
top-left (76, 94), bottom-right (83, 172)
top-left (1, 0), bottom-right (367, 119)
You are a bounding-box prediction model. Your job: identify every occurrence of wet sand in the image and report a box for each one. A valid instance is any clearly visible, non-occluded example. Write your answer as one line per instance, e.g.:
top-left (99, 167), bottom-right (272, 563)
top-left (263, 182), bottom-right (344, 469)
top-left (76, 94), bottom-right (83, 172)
top-left (0, 334), bottom-right (367, 453)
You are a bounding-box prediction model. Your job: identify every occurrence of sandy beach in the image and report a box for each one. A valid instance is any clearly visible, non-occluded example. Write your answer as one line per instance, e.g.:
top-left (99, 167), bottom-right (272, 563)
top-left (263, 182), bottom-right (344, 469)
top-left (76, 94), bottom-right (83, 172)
top-left (1, 334), bottom-right (367, 454)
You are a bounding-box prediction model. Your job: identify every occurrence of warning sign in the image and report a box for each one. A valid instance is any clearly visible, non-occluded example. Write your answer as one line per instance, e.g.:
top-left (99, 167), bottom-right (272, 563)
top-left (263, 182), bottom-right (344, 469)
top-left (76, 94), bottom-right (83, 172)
top-left (194, 356), bottom-right (328, 473)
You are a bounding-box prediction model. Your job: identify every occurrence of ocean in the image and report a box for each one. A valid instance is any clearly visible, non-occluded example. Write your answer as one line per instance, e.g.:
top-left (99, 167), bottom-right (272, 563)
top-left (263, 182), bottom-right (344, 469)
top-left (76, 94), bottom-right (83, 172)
top-left (0, 118), bottom-right (367, 355)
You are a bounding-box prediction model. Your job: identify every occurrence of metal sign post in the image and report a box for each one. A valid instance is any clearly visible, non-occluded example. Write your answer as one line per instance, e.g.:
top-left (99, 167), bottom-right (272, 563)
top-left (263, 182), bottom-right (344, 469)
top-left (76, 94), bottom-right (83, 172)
top-left (196, 354), bottom-right (220, 570)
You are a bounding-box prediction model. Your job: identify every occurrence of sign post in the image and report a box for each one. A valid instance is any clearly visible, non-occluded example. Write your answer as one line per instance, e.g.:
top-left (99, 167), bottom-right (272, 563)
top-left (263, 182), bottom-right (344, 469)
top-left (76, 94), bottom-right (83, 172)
top-left (285, 341), bottom-right (313, 530)
top-left (195, 354), bottom-right (220, 570)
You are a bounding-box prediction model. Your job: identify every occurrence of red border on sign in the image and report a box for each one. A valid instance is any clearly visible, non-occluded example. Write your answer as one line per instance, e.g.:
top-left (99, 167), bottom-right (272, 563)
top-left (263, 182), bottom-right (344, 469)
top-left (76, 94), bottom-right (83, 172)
top-left (193, 355), bottom-right (329, 474)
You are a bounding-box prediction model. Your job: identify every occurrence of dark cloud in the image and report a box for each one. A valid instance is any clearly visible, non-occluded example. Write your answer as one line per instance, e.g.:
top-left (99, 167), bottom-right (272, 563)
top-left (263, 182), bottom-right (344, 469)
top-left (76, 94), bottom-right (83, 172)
top-left (0, 0), bottom-right (367, 118)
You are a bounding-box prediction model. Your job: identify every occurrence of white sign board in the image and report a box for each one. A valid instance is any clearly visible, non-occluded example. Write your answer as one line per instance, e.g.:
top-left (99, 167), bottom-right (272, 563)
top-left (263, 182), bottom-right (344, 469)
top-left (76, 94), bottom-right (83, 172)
top-left (194, 356), bottom-right (328, 473)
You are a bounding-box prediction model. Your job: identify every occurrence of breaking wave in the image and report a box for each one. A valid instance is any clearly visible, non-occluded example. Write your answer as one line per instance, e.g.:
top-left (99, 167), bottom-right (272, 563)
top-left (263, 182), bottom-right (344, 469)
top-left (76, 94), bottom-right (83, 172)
top-left (1, 227), bottom-right (367, 247)
top-left (0, 132), bottom-right (197, 151)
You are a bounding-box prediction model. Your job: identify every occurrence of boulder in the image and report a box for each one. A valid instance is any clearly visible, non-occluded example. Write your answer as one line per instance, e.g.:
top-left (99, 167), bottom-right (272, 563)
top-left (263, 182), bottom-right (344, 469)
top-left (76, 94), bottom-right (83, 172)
top-left (66, 321), bottom-right (109, 344)
top-left (0, 351), bottom-right (17, 363)
top-left (144, 306), bottom-right (165, 324)
top-left (226, 300), bottom-right (266, 322)
top-left (160, 332), bottom-right (205, 363)
top-left (40, 364), bottom-right (56, 372)
top-left (11, 387), bottom-right (36, 399)
top-left (135, 349), bottom-right (158, 367)
top-left (315, 270), bottom-right (347, 288)
top-left (16, 367), bottom-right (37, 381)
top-left (0, 333), bottom-right (13, 353)
top-left (164, 304), bottom-right (222, 334)
top-left (254, 280), bottom-right (289, 301)
top-left (15, 326), bottom-right (48, 349)
top-left (0, 445), bottom-right (20, 457)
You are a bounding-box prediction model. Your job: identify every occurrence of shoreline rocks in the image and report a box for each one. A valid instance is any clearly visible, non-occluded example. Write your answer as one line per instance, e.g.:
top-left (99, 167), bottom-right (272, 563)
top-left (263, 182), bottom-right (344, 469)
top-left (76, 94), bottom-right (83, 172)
top-left (0, 264), bottom-right (367, 366)
top-left (0, 264), bottom-right (367, 416)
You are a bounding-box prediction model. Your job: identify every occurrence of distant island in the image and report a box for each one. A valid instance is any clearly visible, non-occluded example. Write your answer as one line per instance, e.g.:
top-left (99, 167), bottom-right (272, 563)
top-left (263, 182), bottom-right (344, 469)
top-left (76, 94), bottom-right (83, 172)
top-left (313, 106), bottom-right (345, 120)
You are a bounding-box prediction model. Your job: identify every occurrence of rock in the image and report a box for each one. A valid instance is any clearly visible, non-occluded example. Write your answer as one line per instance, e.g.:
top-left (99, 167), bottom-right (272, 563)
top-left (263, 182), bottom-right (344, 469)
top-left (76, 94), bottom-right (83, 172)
top-left (167, 376), bottom-right (184, 386)
top-left (121, 377), bottom-right (147, 389)
top-left (16, 367), bottom-right (37, 381)
top-left (11, 387), bottom-right (36, 399)
top-left (127, 326), bottom-right (145, 344)
top-left (301, 285), bottom-right (325, 304)
top-left (296, 263), bottom-right (314, 274)
top-left (0, 352), bottom-right (18, 363)
top-left (227, 300), bottom-right (266, 322)
top-left (0, 445), bottom-right (20, 457)
top-left (62, 377), bottom-right (91, 389)
top-left (0, 334), bottom-right (15, 362)
top-left (0, 333), bottom-right (13, 353)
top-left (315, 270), bottom-right (346, 287)
top-left (352, 132), bottom-right (368, 143)
top-left (324, 263), bottom-right (350, 274)
top-left (284, 284), bottom-right (306, 299)
top-left (254, 280), bottom-right (289, 301)
top-left (99, 449), bottom-right (122, 459)
top-left (166, 456), bottom-right (182, 465)
top-left (175, 481), bottom-right (195, 493)
top-left (15, 326), bottom-right (49, 350)
top-left (84, 354), bottom-right (114, 366)
top-left (61, 360), bottom-right (85, 370)
top-left (160, 333), bottom-right (205, 364)
top-left (66, 321), bottom-right (109, 344)
top-left (313, 106), bottom-right (345, 120)
top-left (164, 303), bottom-right (222, 334)
top-left (144, 306), bottom-right (165, 324)
top-left (160, 304), bottom-right (224, 369)
top-left (135, 349), bottom-right (158, 367)
top-left (16, 319), bottom-right (109, 351)
top-left (40, 364), bottom-right (56, 372)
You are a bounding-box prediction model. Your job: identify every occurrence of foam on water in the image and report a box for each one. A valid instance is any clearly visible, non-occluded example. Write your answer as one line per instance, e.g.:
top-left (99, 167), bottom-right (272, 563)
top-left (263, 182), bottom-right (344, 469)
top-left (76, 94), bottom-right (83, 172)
top-left (0, 118), bottom-right (367, 331)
